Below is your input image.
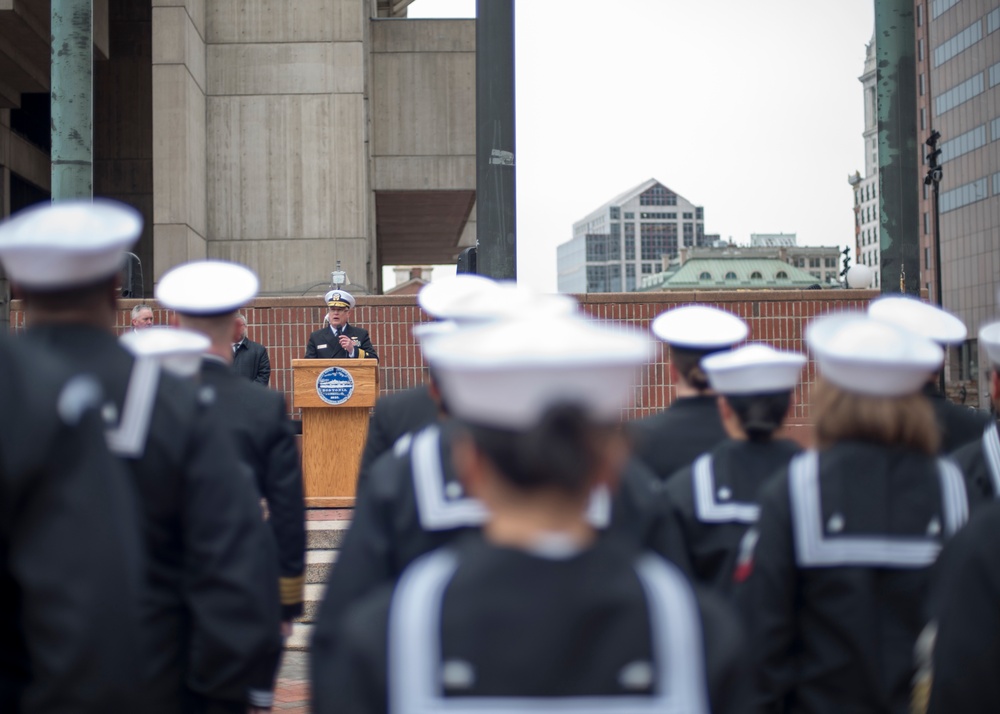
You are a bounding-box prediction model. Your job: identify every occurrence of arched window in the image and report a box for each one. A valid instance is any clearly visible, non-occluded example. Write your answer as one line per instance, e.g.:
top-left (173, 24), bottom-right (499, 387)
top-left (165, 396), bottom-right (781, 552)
top-left (776, 271), bottom-right (789, 279)
top-left (725, 271), bottom-right (737, 280)
top-left (750, 271), bottom-right (763, 279)
top-left (699, 271), bottom-right (712, 280)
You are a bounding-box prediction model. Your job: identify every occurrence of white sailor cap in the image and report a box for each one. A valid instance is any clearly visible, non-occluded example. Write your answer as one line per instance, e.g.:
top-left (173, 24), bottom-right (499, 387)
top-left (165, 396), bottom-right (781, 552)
top-left (418, 276), bottom-right (577, 324)
top-left (155, 260), bottom-right (259, 315)
top-left (651, 305), bottom-right (748, 351)
top-left (324, 290), bottom-right (355, 309)
top-left (701, 344), bottom-right (806, 395)
top-left (868, 295), bottom-right (966, 347)
top-left (0, 199), bottom-right (142, 290)
top-left (806, 312), bottom-right (943, 397)
top-left (421, 314), bottom-right (651, 429)
top-left (120, 327), bottom-right (209, 378)
top-left (412, 320), bottom-right (458, 353)
top-left (979, 321), bottom-right (1000, 367)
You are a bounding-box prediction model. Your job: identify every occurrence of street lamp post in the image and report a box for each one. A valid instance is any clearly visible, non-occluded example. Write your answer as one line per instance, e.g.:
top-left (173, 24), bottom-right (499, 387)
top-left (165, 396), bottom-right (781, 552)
top-left (924, 129), bottom-right (943, 307)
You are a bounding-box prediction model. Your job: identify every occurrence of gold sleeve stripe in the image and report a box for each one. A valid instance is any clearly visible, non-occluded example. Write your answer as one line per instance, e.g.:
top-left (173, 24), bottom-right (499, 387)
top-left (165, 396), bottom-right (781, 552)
top-left (280, 575), bottom-right (305, 605)
top-left (358, 349), bottom-right (366, 359)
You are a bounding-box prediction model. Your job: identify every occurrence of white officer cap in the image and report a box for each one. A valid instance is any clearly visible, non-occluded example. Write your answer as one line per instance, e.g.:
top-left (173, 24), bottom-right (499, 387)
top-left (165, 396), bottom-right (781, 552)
top-left (324, 289), bottom-right (355, 309)
top-left (979, 321), bottom-right (1000, 367)
top-left (701, 344), bottom-right (806, 395)
top-left (868, 295), bottom-right (966, 347)
top-left (418, 276), bottom-right (577, 324)
top-left (120, 327), bottom-right (210, 378)
top-left (422, 314), bottom-right (651, 429)
top-left (806, 312), bottom-right (943, 397)
top-left (651, 305), bottom-right (748, 350)
top-left (156, 260), bottom-right (259, 316)
top-left (0, 199), bottom-right (142, 290)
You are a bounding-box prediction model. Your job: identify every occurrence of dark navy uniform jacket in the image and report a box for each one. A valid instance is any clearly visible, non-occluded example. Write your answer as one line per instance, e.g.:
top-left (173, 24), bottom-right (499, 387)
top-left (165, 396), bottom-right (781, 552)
top-left (25, 324), bottom-right (282, 714)
top-left (200, 358), bottom-right (306, 621)
top-left (0, 337), bottom-right (144, 713)
top-left (357, 385), bottom-right (440, 484)
top-left (629, 395), bottom-right (728, 483)
top-left (738, 443), bottom-right (970, 714)
top-left (310, 421), bottom-right (688, 711)
top-left (305, 323), bottom-right (377, 360)
top-left (317, 532), bottom-right (751, 714)
top-left (663, 438), bottom-right (801, 595)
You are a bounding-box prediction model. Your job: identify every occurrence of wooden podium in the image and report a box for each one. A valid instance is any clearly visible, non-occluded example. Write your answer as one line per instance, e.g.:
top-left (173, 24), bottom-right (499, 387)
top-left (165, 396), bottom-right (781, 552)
top-left (292, 359), bottom-right (378, 507)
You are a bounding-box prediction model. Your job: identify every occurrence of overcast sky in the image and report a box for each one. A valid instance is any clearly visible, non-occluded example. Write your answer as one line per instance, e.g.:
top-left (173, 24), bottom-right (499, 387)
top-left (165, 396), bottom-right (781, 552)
top-left (404, 0), bottom-right (876, 292)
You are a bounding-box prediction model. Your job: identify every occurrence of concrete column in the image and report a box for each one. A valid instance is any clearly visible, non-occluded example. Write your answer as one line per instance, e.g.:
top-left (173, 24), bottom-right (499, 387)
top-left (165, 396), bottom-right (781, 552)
top-left (875, 0), bottom-right (919, 295)
top-left (51, 0), bottom-right (94, 199)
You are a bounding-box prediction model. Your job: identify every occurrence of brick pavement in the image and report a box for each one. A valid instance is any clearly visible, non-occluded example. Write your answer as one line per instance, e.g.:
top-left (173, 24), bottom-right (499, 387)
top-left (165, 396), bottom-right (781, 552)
top-left (275, 651), bottom-right (310, 712)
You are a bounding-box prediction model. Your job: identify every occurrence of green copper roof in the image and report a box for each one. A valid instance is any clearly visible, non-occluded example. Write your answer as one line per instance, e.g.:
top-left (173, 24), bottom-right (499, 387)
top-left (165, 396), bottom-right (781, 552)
top-left (639, 257), bottom-right (824, 291)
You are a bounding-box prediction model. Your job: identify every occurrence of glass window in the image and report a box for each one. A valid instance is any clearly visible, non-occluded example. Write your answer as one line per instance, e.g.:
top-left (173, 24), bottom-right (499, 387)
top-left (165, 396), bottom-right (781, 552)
top-left (609, 207), bottom-right (620, 219)
top-left (941, 125), bottom-right (986, 162)
top-left (683, 223), bottom-right (694, 247)
top-left (990, 62), bottom-right (1000, 88)
top-left (923, 212), bottom-right (929, 234)
top-left (940, 177), bottom-right (988, 212)
top-left (725, 271), bottom-right (737, 280)
top-left (626, 264), bottom-right (636, 292)
top-left (925, 247), bottom-right (931, 270)
top-left (624, 212), bottom-right (634, 219)
top-left (699, 271), bottom-right (712, 280)
top-left (989, 7), bottom-right (1000, 34)
top-left (640, 223), bottom-right (678, 261)
top-left (920, 73), bottom-right (926, 96)
top-left (933, 21), bottom-right (982, 67)
top-left (825, 257), bottom-right (837, 268)
top-left (935, 73), bottom-right (985, 115)
top-left (586, 265), bottom-right (607, 293)
top-left (624, 223), bottom-right (636, 260)
top-left (695, 207), bottom-right (703, 220)
top-left (918, 38), bottom-right (924, 62)
top-left (750, 271), bottom-right (763, 280)
top-left (931, 0), bottom-right (959, 20)
top-left (639, 185), bottom-right (676, 206)
top-left (917, 2), bottom-right (924, 26)
top-left (682, 212), bottom-right (693, 219)
top-left (776, 271), bottom-right (788, 279)
top-left (641, 263), bottom-right (654, 274)
top-left (992, 117), bottom-right (1000, 141)
top-left (585, 234), bottom-right (607, 262)
top-left (809, 258), bottom-right (820, 268)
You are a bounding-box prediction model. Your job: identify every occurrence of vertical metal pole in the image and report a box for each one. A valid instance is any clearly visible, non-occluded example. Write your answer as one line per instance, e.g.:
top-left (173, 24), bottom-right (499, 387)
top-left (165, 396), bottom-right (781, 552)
top-left (475, 0), bottom-right (516, 280)
top-left (51, 0), bottom-right (93, 200)
top-left (874, 0), bottom-right (919, 295)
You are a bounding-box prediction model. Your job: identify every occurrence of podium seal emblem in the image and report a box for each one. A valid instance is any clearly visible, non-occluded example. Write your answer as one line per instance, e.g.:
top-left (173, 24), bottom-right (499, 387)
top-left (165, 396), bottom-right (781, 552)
top-left (316, 367), bottom-right (355, 405)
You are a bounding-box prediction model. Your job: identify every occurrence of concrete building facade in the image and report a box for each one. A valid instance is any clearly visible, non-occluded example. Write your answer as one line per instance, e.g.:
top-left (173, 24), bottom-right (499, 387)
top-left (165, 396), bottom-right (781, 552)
top-left (557, 178), bottom-right (709, 294)
top-left (849, 31), bottom-right (882, 289)
top-left (918, 0), bottom-right (1000, 392)
top-left (0, 0), bottom-right (476, 305)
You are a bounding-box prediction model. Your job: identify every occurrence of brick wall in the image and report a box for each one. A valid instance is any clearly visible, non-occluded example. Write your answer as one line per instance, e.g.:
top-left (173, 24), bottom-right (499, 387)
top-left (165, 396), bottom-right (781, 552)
top-left (10, 289), bottom-right (877, 436)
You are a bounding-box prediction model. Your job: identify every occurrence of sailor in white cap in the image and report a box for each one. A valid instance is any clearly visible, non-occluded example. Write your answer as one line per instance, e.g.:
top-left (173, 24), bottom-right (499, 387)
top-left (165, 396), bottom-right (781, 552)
top-left (869, 295), bottom-right (991, 452)
top-left (157, 260), bottom-right (306, 673)
top-left (313, 312), bottom-right (751, 714)
top-left (304, 288), bottom-right (378, 360)
top-left (357, 275), bottom-right (577, 477)
top-left (629, 305), bottom-right (750, 482)
top-left (312, 292), bottom-right (693, 694)
top-left (738, 313), bottom-right (970, 714)
top-left (0, 333), bottom-right (145, 713)
top-left (0, 200), bottom-right (281, 714)
top-left (924, 324), bottom-right (1000, 712)
top-left (660, 344), bottom-right (806, 595)
top-left (120, 325), bottom-right (210, 377)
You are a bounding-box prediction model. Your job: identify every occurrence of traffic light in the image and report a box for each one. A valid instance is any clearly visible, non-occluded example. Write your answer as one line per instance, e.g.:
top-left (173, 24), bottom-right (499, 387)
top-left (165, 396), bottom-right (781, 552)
top-left (925, 130), bottom-right (943, 186)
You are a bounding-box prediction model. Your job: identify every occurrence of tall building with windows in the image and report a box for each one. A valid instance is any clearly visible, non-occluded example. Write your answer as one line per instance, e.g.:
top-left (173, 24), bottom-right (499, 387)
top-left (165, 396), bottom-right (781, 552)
top-left (848, 31), bottom-right (882, 288)
top-left (917, 0), bottom-right (1000, 392)
top-left (557, 179), bottom-right (708, 293)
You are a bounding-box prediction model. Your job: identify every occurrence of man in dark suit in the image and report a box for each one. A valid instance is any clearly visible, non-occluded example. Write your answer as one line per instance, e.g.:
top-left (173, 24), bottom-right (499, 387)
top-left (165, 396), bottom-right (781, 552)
top-left (305, 290), bottom-right (377, 360)
top-left (233, 313), bottom-right (271, 385)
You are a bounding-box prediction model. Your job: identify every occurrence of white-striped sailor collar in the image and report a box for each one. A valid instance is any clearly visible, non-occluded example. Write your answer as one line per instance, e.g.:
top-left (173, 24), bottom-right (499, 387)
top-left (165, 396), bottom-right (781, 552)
top-left (105, 356), bottom-right (160, 458)
top-left (411, 425), bottom-right (613, 532)
top-left (981, 422), bottom-right (1000, 497)
top-left (788, 450), bottom-right (968, 568)
top-left (691, 453), bottom-right (759, 525)
top-left (388, 548), bottom-right (709, 714)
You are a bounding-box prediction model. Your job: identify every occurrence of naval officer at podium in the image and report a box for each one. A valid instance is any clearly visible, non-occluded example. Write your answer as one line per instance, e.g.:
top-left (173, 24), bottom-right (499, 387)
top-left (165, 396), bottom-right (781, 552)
top-left (305, 289), bottom-right (378, 360)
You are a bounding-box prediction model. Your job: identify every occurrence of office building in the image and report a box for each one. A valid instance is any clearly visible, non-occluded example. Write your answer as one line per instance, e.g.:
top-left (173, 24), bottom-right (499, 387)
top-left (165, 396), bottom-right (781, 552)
top-left (557, 178), bottom-right (709, 293)
top-left (849, 31), bottom-right (882, 288)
